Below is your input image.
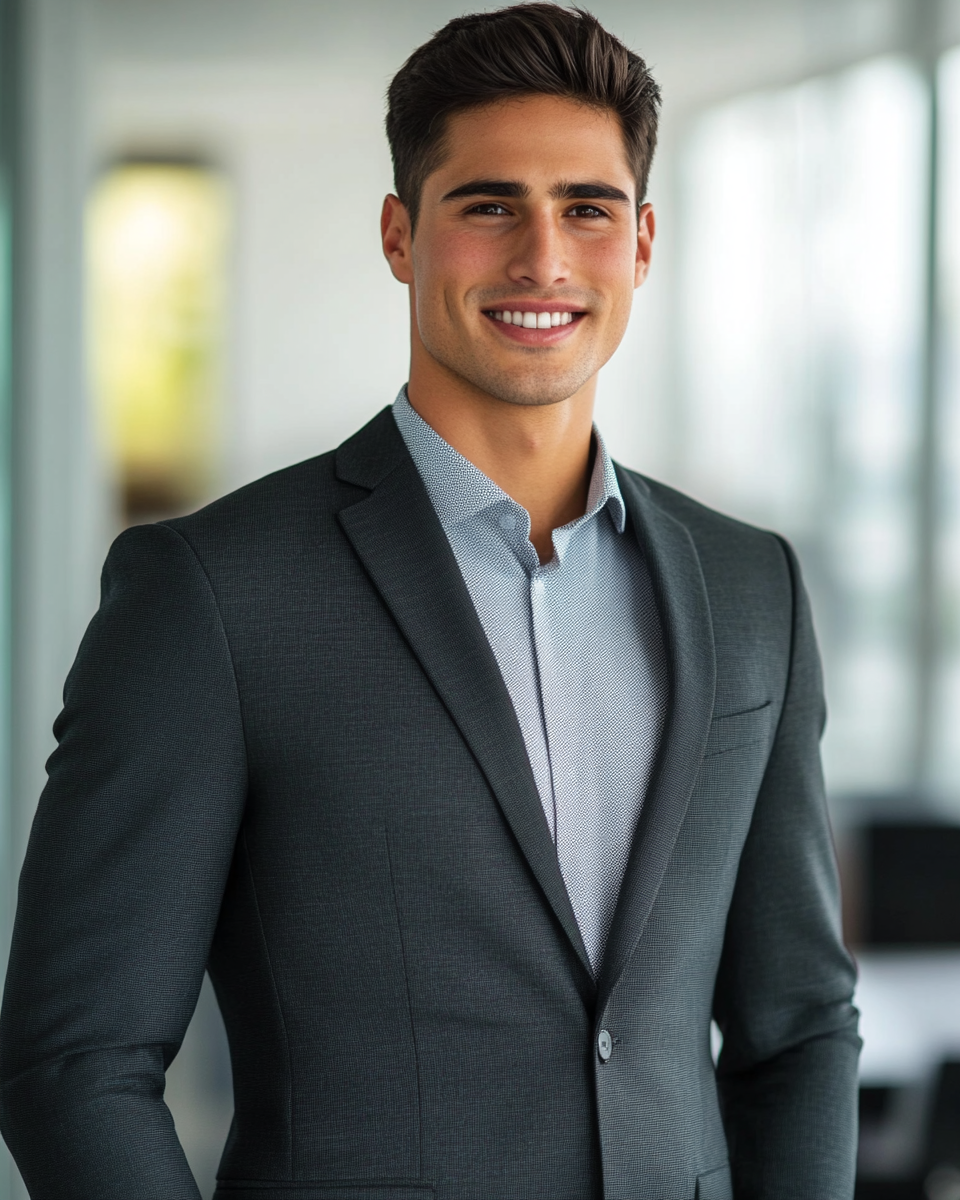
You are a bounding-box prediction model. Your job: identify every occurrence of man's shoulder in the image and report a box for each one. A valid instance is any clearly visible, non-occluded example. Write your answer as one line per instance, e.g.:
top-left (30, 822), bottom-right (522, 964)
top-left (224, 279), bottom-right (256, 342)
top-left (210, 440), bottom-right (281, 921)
top-left (618, 464), bottom-right (783, 545)
top-left (172, 448), bottom-right (340, 534)
top-left (615, 463), bottom-right (792, 586)
top-left (154, 451), bottom-right (338, 574)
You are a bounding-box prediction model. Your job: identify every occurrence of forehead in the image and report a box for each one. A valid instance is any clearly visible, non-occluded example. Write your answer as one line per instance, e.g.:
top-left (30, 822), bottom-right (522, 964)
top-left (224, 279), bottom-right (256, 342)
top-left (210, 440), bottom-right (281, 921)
top-left (429, 94), bottom-right (634, 193)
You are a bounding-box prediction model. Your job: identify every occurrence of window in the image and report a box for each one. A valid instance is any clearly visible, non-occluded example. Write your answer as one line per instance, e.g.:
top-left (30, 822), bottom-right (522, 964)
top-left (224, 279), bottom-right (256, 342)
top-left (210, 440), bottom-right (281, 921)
top-left (678, 58), bottom-right (929, 802)
top-left (86, 161), bottom-right (229, 523)
top-left (933, 47), bottom-right (960, 800)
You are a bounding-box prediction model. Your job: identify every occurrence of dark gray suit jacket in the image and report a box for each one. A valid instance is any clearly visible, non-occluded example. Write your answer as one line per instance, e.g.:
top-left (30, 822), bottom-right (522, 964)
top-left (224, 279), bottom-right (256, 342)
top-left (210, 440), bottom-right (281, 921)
top-left (0, 409), bottom-right (860, 1200)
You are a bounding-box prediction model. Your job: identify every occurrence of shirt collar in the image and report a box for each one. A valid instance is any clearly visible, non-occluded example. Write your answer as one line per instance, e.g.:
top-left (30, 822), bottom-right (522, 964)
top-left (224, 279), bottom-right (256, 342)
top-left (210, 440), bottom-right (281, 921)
top-left (392, 386), bottom-right (627, 539)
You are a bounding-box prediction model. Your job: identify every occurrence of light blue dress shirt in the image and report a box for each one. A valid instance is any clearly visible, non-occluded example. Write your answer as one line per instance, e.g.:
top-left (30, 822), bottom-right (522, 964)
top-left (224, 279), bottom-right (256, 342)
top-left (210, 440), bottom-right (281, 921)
top-left (393, 389), bottom-right (667, 970)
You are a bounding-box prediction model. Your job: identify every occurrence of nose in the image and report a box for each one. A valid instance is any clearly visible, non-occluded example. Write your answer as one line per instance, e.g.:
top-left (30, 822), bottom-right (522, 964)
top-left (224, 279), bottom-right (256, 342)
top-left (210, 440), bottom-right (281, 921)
top-left (505, 209), bottom-right (569, 289)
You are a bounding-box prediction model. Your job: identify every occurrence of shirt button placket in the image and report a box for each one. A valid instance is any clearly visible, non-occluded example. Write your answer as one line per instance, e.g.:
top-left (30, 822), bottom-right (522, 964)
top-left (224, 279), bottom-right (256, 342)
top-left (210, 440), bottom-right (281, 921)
top-left (529, 569), bottom-right (558, 836)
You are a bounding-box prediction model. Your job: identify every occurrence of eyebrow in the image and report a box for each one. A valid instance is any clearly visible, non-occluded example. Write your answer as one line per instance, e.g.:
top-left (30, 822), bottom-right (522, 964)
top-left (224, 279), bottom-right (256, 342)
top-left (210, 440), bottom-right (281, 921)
top-left (440, 178), bottom-right (633, 205)
top-left (441, 179), bottom-right (530, 201)
top-left (551, 180), bottom-right (632, 205)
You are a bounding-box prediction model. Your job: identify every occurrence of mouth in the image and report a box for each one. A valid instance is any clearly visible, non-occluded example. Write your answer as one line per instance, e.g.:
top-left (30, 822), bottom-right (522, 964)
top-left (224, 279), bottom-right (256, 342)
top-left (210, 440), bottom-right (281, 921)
top-left (482, 306), bottom-right (586, 343)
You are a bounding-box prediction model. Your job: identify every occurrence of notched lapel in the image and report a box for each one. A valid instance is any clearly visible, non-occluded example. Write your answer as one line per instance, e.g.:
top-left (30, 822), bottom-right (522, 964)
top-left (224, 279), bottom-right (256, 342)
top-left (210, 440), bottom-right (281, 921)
top-left (335, 412), bottom-right (595, 989)
top-left (597, 469), bottom-right (717, 1009)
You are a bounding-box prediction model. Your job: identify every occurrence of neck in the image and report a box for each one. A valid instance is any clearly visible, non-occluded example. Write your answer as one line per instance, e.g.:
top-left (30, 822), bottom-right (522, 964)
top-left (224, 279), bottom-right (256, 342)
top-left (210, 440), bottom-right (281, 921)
top-left (406, 348), bottom-right (597, 565)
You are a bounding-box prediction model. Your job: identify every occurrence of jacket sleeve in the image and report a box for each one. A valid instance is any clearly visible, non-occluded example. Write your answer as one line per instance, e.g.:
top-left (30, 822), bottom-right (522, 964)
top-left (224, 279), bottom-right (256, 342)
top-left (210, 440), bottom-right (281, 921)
top-left (712, 537), bottom-right (861, 1200)
top-left (0, 522), bottom-right (247, 1199)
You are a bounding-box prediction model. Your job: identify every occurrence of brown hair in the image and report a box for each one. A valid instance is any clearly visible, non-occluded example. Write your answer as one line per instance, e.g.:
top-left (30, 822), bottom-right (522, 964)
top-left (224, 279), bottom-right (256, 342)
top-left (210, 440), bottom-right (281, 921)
top-left (386, 3), bottom-right (661, 229)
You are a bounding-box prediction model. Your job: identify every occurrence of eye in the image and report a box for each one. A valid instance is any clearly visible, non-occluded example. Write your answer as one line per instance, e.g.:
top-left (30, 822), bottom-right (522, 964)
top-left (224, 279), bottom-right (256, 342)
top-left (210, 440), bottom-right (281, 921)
top-left (567, 203), bottom-right (608, 219)
top-left (466, 202), bottom-right (512, 216)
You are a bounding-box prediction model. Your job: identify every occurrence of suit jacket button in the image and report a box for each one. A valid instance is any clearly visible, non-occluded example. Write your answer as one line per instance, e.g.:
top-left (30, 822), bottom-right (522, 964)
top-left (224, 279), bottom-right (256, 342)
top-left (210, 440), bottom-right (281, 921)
top-left (597, 1029), bottom-right (613, 1062)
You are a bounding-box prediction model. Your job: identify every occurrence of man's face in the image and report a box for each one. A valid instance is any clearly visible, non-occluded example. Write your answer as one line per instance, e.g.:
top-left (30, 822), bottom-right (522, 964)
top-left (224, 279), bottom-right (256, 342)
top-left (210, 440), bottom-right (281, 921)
top-left (383, 94), bottom-right (654, 408)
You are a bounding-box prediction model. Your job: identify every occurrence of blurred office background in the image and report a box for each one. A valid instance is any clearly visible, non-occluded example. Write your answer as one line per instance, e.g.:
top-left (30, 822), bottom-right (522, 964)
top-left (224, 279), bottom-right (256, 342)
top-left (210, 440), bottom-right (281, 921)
top-left (2, 0), bottom-right (960, 1196)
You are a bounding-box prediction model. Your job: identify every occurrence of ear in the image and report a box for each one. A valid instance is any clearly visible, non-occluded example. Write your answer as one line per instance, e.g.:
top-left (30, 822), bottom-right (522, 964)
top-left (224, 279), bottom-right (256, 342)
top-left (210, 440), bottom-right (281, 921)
top-left (382, 194), bottom-right (415, 285)
top-left (635, 202), bottom-right (655, 288)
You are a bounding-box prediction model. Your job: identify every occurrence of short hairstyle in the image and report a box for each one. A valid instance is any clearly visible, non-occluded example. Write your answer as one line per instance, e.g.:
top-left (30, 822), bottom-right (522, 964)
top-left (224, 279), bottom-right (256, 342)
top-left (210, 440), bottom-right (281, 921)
top-left (386, 3), bottom-right (661, 229)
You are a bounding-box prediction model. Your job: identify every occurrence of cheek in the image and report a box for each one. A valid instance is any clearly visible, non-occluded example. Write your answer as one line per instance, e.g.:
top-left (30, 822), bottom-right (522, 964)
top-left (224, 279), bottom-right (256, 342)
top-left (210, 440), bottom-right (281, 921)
top-left (415, 230), bottom-right (500, 301)
top-left (580, 235), bottom-right (638, 299)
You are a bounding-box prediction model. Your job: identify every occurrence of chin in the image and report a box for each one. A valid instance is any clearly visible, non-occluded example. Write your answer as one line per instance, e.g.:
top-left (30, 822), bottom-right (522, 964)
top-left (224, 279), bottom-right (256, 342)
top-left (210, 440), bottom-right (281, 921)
top-left (485, 383), bottom-right (580, 407)
top-left (475, 362), bottom-right (598, 407)
top-left (432, 348), bottom-right (595, 408)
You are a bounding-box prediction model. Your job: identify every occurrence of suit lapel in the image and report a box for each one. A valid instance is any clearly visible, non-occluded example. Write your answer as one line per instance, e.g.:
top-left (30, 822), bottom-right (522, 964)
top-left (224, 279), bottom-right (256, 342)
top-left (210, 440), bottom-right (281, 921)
top-left (597, 468), bottom-right (717, 1010)
top-left (335, 410), bottom-right (595, 989)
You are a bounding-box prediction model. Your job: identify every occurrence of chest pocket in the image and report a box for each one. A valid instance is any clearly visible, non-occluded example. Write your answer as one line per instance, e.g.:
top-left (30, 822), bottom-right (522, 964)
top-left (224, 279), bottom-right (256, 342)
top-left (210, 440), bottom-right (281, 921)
top-left (702, 701), bottom-right (773, 759)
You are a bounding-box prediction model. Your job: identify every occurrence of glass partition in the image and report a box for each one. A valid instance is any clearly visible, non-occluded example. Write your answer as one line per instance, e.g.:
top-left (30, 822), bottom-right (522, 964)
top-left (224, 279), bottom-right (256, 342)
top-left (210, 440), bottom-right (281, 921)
top-left (678, 57), bottom-right (929, 803)
top-left (933, 47), bottom-right (960, 804)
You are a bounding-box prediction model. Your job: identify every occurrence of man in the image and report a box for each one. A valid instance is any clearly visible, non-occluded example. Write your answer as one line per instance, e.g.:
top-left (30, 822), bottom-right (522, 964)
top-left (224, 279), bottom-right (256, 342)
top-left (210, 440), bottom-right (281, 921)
top-left (0, 6), bottom-right (860, 1199)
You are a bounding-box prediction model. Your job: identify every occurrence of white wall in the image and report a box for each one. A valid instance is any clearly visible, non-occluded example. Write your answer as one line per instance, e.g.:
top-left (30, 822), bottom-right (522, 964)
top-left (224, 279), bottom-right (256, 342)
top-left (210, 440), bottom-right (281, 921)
top-left (92, 57), bottom-right (410, 487)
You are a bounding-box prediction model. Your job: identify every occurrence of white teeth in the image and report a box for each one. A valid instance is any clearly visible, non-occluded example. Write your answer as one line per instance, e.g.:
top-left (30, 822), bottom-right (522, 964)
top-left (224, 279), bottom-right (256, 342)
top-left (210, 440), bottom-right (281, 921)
top-left (491, 310), bottom-right (578, 327)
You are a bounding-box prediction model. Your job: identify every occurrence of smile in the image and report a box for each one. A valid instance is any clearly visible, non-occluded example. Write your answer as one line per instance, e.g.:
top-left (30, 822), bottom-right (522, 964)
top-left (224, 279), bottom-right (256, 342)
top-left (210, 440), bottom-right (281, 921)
top-left (484, 309), bottom-right (578, 328)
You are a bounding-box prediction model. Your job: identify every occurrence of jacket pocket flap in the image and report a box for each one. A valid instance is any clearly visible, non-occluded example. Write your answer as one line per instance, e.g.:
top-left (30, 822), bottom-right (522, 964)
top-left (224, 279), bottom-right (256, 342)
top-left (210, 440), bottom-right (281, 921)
top-left (703, 701), bottom-right (773, 758)
top-left (215, 1186), bottom-right (435, 1200)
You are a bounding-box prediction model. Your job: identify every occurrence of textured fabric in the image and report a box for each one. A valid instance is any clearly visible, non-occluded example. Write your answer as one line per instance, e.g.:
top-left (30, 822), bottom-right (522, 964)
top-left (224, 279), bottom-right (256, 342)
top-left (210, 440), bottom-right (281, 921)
top-left (393, 390), bottom-right (666, 969)
top-left (0, 407), bottom-right (860, 1200)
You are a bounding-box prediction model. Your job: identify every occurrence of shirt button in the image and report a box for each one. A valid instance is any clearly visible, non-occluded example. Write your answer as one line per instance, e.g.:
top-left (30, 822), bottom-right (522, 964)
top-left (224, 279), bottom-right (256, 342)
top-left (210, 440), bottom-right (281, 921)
top-left (499, 512), bottom-right (516, 530)
top-left (597, 1029), bottom-right (613, 1062)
